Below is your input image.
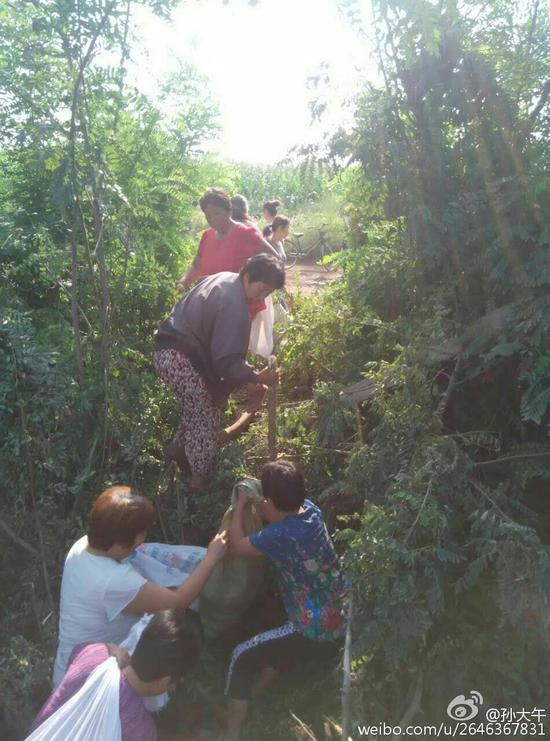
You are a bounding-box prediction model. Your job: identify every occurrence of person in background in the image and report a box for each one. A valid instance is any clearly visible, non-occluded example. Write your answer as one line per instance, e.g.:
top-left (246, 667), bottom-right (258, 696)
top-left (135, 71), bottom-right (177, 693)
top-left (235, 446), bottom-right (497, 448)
top-left (224, 460), bottom-right (348, 739)
top-left (31, 609), bottom-right (202, 741)
top-left (52, 486), bottom-right (226, 686)
top-left (155, 255), bottom-right (284, 494)
top-left (261, 199), bottom-right (281, 236)
top-left (263, 215), bottom-right (290, 264)
top-left (230, 194), bottom-right (260, 232)
top-left (177, 189), bottom-right (278, 293)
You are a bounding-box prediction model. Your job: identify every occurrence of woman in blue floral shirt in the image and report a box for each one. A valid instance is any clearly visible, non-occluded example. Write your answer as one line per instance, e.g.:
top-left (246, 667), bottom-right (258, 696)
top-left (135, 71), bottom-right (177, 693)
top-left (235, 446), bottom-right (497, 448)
top-left (226, 460), bottom-right (348, 739)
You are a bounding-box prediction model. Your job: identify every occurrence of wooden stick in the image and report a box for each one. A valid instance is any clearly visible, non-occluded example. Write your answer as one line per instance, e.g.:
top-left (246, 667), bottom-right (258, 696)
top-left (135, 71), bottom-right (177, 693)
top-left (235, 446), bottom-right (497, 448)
top-left (392, 670), bottom-right (423, 741)
top-left (268, 355), bottom-right (277, 461)
top-left (355, 402), bottom-right (363, 444)
top-left (290, 712), bottom-right (317, 740)
top-left (341, 596), bottom-right (353, 741)
top-left (220, 411), bottom-right (256, 443)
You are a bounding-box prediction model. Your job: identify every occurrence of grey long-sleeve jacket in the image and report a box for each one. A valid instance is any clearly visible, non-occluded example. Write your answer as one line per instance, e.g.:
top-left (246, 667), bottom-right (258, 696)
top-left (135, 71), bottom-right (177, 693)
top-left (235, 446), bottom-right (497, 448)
top-left (154, 272), bottom-right (258, 405)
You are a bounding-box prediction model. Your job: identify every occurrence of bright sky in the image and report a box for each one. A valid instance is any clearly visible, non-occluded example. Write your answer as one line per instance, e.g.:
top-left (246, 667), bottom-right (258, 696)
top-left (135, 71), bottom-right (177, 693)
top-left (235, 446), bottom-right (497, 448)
top-left (132, 0), bottom-right (375, 164)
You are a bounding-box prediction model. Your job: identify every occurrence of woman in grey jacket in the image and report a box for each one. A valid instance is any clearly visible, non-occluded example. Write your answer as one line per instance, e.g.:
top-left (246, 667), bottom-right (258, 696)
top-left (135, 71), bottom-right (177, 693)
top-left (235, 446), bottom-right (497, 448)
top-left (154, 254), bottom-right (284, 495)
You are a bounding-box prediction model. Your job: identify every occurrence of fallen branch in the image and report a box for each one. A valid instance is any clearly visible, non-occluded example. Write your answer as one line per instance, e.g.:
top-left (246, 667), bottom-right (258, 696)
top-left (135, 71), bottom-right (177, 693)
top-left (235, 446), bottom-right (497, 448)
top-left (244, 445), bottom-right (352, 462)
top-left (291, 712), bottom-right (318, 740)
top-left (298, 445), bottom-right (352, 456)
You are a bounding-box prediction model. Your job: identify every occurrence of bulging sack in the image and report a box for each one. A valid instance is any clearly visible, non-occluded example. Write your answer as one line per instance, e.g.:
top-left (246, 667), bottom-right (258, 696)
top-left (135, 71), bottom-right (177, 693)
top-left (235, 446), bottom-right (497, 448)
top-left (199, 479), bottom-right (266, 637)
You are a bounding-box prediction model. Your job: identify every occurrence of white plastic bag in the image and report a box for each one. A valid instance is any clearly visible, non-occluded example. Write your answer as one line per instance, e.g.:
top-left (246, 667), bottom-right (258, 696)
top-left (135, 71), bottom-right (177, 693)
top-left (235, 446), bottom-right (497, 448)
top-left (122, 543), bottom-right (207, 712)
top-left (120, 614), bottom-right (168, 713)
top-left (24, 657), bottom-right (121, 741)
top-left (248, 295), bottom-right (275, 358)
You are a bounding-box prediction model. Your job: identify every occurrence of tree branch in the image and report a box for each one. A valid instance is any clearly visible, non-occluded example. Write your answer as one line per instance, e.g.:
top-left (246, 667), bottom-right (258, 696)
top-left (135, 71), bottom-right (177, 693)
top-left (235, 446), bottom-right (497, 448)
top-left (474, 451), bottom-right (550, 467)
top-left (526, 79), bottom-right (550, 131)
top-left (0, 519), bottom-right (40, 558)
top-left (434, 355), bottom-right (462, 429)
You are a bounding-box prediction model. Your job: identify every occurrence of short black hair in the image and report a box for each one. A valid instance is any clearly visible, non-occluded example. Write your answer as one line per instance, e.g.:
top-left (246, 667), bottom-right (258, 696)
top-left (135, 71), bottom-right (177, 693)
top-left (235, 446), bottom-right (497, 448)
top-left (261, 460), bottom-right (306, 512)
top-left (240, 253), bottom-right (285, 289)
top-left (131, 608), bottom-right (203, 683)
top-left (199, 188), bottom-right (232, 212)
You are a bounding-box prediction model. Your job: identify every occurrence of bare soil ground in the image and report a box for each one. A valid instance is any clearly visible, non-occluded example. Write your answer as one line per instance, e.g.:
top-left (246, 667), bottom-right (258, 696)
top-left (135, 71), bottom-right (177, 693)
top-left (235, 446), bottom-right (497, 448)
top-left (285, 258), bottom-right (343, 295)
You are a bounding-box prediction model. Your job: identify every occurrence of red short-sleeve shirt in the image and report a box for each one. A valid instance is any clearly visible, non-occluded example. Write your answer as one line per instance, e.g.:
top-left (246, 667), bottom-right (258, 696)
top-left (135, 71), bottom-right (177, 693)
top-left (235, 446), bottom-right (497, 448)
top-left (196, 222), bottom-right (268, 317)
top-left (196, 222), bottom-right (266, 278)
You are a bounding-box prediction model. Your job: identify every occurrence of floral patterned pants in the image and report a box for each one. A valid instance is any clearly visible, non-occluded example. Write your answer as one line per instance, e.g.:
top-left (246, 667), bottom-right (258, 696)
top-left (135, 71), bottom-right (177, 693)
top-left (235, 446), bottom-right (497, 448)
top-left (154, 349), bottom-right (219, 475)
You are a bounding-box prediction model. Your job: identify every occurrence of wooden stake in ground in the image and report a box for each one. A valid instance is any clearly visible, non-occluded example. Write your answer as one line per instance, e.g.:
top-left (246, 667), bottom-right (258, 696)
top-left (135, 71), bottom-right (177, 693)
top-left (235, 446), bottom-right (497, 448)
top-left (341, 596), bottom-right (353, 741)
top-left (268, 355), bottom-right (277, 461)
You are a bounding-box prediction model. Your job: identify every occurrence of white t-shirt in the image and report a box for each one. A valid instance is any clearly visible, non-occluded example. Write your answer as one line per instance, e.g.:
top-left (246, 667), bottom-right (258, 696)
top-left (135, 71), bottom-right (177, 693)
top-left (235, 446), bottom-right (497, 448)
top-left (268, 237), bottom-right (287, 262)
top-left (52, 535), bottom-right (146, 687)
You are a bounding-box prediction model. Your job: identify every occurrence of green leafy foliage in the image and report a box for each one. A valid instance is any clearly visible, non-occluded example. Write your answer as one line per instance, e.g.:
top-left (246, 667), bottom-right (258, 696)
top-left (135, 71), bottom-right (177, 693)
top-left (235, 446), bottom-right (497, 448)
top-left (521, 354), bottom-right (550, 426)
top-left (0, 2), bottom-right (222, 735)
top-left (321, 0), bottom-right (550, 729)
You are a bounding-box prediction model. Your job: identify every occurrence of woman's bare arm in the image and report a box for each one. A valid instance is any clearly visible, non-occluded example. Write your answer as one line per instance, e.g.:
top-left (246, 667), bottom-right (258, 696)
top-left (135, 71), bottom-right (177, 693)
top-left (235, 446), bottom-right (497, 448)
top-left (229, 490), bottom-right (264, 558)
top-left (259, 237), bottom-right (281, 259)
top-left (177, 253), bottom-right (201, 291)
top-left (124, 532), bottom-right (226, 614)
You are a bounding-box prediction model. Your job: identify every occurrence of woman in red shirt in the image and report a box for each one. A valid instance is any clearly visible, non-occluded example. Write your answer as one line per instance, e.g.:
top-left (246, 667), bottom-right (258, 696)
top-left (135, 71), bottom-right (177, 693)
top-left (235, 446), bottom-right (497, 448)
top-left (177, 189), bottom-right (278, 292)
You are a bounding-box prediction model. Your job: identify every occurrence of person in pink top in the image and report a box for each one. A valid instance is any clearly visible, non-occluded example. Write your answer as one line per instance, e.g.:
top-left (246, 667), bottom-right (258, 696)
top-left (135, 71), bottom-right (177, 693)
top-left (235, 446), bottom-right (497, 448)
top-left (177, 188), bottom-right (278, 295)
top-left (30, 608), bottom-right (203, 741)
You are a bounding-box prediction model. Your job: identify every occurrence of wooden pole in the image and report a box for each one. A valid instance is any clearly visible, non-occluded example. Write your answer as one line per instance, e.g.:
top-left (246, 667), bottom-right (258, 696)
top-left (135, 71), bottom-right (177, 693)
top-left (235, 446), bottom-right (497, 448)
top-left (268, 355), bottom-right (277, 461)
top-left (355, 402), bottom-right (363, 444)
top-left (341, 596), bottom-right (353, 741)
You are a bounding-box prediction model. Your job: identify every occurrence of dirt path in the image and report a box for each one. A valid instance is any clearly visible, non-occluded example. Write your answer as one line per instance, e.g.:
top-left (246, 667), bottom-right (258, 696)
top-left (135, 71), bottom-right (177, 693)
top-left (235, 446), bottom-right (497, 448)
top-left (285, 259), bottom-right (343, 295)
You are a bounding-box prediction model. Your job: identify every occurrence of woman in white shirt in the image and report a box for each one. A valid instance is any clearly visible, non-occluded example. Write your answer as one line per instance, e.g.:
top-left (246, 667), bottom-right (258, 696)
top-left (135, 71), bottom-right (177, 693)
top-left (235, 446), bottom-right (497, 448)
top-left (53, 485), bottom-right (226, 686)
top-left (264, 216), bottom-right (290, 264)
